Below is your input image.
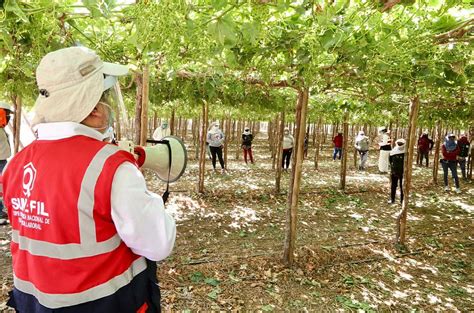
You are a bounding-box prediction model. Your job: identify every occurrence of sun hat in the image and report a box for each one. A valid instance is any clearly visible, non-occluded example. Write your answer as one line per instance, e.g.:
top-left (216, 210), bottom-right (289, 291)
top-left (32, 47), bottom-right (128, 125)
top-left (0, 101), bottom-right (13, 112)
top-left (396, 138), bottom-right (406, 145)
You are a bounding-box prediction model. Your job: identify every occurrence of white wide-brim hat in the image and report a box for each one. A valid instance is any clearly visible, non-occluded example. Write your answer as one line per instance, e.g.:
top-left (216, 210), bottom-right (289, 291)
top-left (32, 47), bottom-right (128, 125)
top-left (0, 101), bottom-right (13, 112)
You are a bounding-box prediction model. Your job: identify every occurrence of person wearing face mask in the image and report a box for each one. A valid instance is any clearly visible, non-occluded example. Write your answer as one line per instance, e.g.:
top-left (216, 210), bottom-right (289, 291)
top-left (0, 101), bottom-right (13, 225)
top-left (207, 122), bottom-right (225, 172)
top-left (241, 127), bottom-right (254, 164)
top-left (152, 120), bottom-right (170, 141)
top-left (389, 139), bottom-right (406, 204)
top-left (282, 127), bottom-right (294, 171)
top-left (441, 134), bottom-right (461, 193)
top-left (354, 131), bottom-right (370, 170)
top-left (2, 47), bottom-right (176, 313)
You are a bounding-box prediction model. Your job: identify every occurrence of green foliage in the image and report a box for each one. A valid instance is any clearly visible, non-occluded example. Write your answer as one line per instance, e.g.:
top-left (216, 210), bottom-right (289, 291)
top-left (336, 295), bottom-right (375, 312)
top-left (0, 0), bottom-right (471, 128)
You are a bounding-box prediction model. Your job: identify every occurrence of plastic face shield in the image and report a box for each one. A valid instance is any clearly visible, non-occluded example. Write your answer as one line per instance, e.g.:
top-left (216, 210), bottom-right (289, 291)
top-left (103, 75), bottom-right (130, 141)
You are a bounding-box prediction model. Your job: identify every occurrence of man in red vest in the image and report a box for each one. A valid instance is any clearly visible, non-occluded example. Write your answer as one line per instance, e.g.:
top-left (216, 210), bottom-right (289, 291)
top-left (2, 47), bottom-right (176, 312)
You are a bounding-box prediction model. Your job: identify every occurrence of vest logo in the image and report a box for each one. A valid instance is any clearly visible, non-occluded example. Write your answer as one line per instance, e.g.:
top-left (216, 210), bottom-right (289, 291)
top-left (23, 162), bottom-right (37, 198)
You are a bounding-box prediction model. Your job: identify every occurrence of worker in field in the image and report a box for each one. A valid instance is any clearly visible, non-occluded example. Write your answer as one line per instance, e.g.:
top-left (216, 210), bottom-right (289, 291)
top-left (152, 120), bottom-right (170, 140)
top-left (378, 128), bottom-right (392, 173)
top-left (207, 121), bottom-right (226, 173)
top-left (389, 139), bottom-right (406, 204)
top-left (282, 127), bottom-right (294, 171)
top-left (354, 131), bottom-right (370, 170)
top-left (0, 101), bottom-right (13, 225)
top-left (2, 47), bottom-right (176, 312)
top-left (417, 132), bottom-right (434, 167)
top-left (241, 127), bottom-right (255, 164)
top-left (441, 133), bottom-right (461, 193)
top-left (332, 132), bottom-right (343, 161)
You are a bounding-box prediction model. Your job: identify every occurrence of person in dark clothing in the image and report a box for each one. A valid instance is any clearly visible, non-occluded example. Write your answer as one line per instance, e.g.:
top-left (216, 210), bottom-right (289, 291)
top-left (389, 139), bottom-right (406, 204)
top-left (457, 133), bottom-right (470, 180)
top-left (333, 132), bottom-right (343, 161)
top-left (441, 134), bottom-right (461, 193)
top-left (241, 127), bottom-right (254, 164)
top-left (417, 132), bottom-right (434, 167)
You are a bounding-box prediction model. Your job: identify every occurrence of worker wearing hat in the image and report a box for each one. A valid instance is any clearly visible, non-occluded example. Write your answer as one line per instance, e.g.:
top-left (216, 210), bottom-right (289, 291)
top-left (388, 138), bottom-right (406, 204)
top-left (441, 133), bottom-right (461, 193)
top-left (2, 47), bottom-right (175, 312)
top-left (0, 101), bottom-right (13, 225)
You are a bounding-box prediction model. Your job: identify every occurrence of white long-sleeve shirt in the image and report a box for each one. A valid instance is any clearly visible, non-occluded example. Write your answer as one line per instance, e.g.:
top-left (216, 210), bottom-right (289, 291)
top-left (35, 122), bottom-right (176, 261)
top-left (283, 134), bottom-right (294, 149)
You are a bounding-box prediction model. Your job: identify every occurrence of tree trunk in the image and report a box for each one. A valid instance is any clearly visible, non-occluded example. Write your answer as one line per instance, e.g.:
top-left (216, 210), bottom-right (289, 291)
top-left (235, 120), bottom-right (241, 160)
top-left (134, 73), bottom-right (143, 145)
top-left (321, 124), bottom-right (327, 148)
top-left (198, 101), bottom-right (209, 193)
top-left (432, 122), bottom-right (442, 184)
top-left (170, 109), bottom-right (176, 136)
top-left (224, 117), bottom-right (231, 169)
top-left (396, 96), bottom-right (420, 246)
top-left (311, 120), bottom-right (317, 147)
top-left (181, 118), bottom-right (188, 140)
top-left (11, 95), bottom-right (22, 154)
top-left (275, 111), bottom-right (285, 193)
top-left (283, 88), bottom-right (309, 267)
top-left (340, 111), bottom-right (349, 190)
top-left (314, 117), bottom-right (322, 169)
top-left (139, 65), bottom-right (149, 146)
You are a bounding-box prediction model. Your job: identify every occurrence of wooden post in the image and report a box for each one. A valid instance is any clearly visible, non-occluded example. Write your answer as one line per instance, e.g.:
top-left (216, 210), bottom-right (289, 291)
top-left (275, 111), bottom-right (285, 193)
top-left (314, 117), bottom-right (322, 169)
top-left (312, 120), bottom-right (317, 147)
top-left (11, 95), bottom-right (22, 154)
top-left (340, 111), bottom-right (349, 190)
top-left (224, 117), bottom-right (231, 169)
top-left (271, 116), bottom-right (277, 169)
top-left (181, 118), bottom-right (188, 140)
top-left (321, 124), bottom-right (327, 148)
top-left (134, 72), bottom-right (143, 145)
top-left (352, 125), bottom-right (358, 169)
top-left (432, 122), bottom-right (442, 184)
top-left (396, 96), bottom-right (420, 246)
top-left (283, 88), bottom-right (309, 267)
top-left (170, 108), bottom-right (176, 136)
top-left (198, 101), bottom-right (209, 193)
top-left (139, 65), bottom-right (149, 146)
top-left (235, 120), bottom-right (241, 160)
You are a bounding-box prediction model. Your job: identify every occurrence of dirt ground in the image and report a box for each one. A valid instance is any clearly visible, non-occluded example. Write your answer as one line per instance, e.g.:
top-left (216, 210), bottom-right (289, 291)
top-left (1, 133), bottom-right (473, 312)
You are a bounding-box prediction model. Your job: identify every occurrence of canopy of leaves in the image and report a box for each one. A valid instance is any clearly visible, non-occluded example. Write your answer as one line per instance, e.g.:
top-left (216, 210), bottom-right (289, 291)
top-left (0, 0), bottom-right (472, 127)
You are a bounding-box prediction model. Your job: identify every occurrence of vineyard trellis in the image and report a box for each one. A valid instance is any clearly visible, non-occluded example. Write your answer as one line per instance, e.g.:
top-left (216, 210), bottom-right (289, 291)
top-left (0, 0), bottom-right (472, 266)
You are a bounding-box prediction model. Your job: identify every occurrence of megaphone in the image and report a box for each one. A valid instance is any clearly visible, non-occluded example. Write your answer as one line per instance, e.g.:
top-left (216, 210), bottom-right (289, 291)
top-left (118, 136), bottom-right (187, 182)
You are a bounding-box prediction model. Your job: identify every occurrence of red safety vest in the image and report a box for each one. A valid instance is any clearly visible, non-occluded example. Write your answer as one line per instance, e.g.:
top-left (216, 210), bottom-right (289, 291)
top-left (2, 135), bottom-right (146, 309)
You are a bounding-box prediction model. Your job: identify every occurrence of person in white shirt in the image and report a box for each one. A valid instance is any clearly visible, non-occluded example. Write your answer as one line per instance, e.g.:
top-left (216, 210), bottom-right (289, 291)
top-left (3, 47), bottom-right (175, 313)
top-left (282, 127), bottom-right (294, 171)
top-left (378, 128), bottom-right (392, 173)
top-left (152, 121), bottom-right (171, 140)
